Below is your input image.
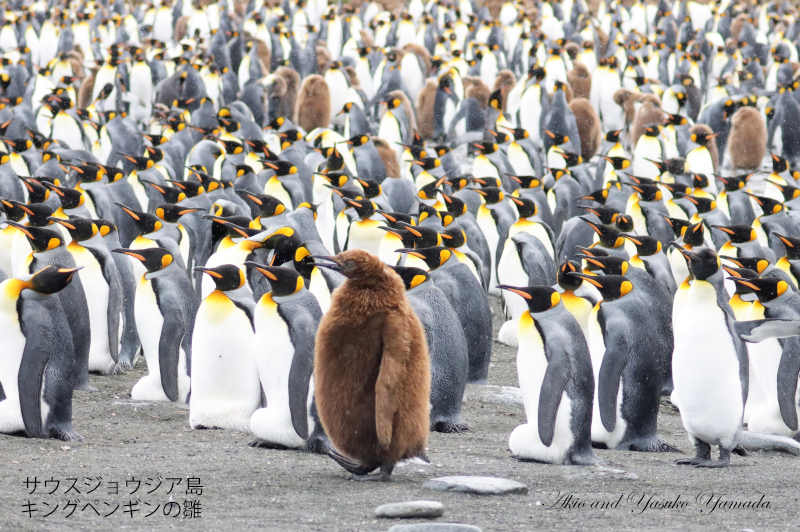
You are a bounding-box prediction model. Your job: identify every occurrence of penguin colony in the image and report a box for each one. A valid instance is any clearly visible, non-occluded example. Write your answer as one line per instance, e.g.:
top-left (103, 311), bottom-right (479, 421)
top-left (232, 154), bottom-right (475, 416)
top-left (2, 0), bottom-right (800, 481)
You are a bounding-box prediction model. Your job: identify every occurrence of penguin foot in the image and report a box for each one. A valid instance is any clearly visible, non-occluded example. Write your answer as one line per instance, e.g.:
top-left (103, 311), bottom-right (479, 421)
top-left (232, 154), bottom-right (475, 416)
top-left (675, 442), bottom-right (711, 465)
top-left (694, 456), bottom-right (730, 469)
top-left (74, 383), bottom-right (98, 392)
top-left (326, 447), bottom-right (379, 476)
top-left (567, 452), bottom-right (605, 466)
top-left (351, 463), bottom-right (394, 482)
top-left (733, 446), bottom-right (749, 457)
top-left (248, 438), bottom-right (291, 450)
top-left (626, 437), bottom-right (680, 453)
top-left (52, 429), bottom-right (83, 442)
top-left (431, 419), bottom-right (470, 433)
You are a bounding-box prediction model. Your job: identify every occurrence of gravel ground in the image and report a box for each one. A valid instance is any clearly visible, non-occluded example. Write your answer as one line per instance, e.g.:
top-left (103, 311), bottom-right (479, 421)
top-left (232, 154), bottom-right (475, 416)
top-left (1, 297), bottom-right (799, 531)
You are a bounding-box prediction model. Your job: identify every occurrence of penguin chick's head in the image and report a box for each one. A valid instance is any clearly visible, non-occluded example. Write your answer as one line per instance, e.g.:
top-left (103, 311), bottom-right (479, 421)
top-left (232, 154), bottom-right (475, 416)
top-left (23, 265), bottom-right (82, 295)
top-left (195, 265), bottom-right (247, 292)
top-left (48, 216), bottom-right (99, 242)
top-left (113, 247), bottom-right (175, 273)
top-left (388, 265), bottom-right (430, 290)
top-left (569, 273), bottom-right (633, 302)
top-left (396, 246), bottom-right (453, 270)
top-left (5, 222), bottom-right (63, 252)
top-left (672, 244), bottom-right (720, 281)
top-left (245, 262), bottom-right (305, 297)
top-left (731, 276), bottom-right (790, 304)
top-left (497, 284), bottom-right (562, 313)
top-left (312, 249), bottom-right (390, 285)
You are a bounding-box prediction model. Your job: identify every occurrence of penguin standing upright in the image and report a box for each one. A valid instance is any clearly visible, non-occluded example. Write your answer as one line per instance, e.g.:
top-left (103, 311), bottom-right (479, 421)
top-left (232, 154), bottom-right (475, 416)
top-left (498, 284), bottom-right (598, 465)
top-left (191, 265), bottom-right (261, 431)
top-left (0, 266), bottom-right (83, 441)
top-left (245, 263), bottom-right (325, 450)
top-left (113, 248), bottom-right (198, 404)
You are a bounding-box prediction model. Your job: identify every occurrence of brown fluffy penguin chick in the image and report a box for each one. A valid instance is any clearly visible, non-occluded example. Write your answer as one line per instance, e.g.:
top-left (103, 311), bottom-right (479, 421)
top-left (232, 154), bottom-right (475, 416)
top-left (564, 42), bottom-right (581, 60)
top-left (630, 94), bottom-right (666, 147)
top-left (314, 250), bottom-right (430, 481)
top-left (493, 70), bottom-right (516, 111)
top-left (316, 46), bottom-right (331, 75)
top-left (295, 75), bottom-right (331, 131)
top-left (275, 66), bottom-right (300, 119)
top-left (403, 43), bottom-right (432, 75)
top-left (464, 79), bottom-right (490, 109)
top-left (567, 60), bottom-right (592, 99)
top-left (256, 38), bottom-right (271, 73)
top-left (569, 98), bottom-right (601, 160)
top-left (372, 137), bottom-right (401, 177)
top-left (174, 15), bottom-right (189, 41)
top-left (728, 106), bottom-right (766, 171)
top-left (77, 71), bottom-right (96, 109)
top-left (416, 79), bottom-right (438, 139)
top-left (690, 124), bottom-right (720, 172)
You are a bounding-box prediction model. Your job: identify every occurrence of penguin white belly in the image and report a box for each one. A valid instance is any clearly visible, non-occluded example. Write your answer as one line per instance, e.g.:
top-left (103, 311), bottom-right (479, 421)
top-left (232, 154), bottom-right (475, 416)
top-left (179, 226), bottom-right (191, 269)
top-left (747, 336), bottom-right (795, 437)
top-left (201, 246), bottom-right (252, 299)
top-left (128, 173), bottom-right (149, 211)
top-left (315, 198), bottom-right (336, 253)
top-left (264, 177), bottom-right (294, 211)
top-left (131, 279), bottom-right (171, 402)
top-left (509, 312), bottom-right (573, 463)
top-left (10, 230), bottom-right (32, 278)
top-left (190, 292), bottom-right (260, 432)
top-left (453, 249), bottom-right (479, 283)
top-left (497, 239), bottom-right (528, 347)
top-left (633, 137), bottom-right (662, 179)
top-left (561, 292), bottom-right (592, 340)
top-left (476, 206), bottom-right (500, 295)
top-left (588, 304), bottom-right (627, 447)
top-left (401, 54), bottom-right (424, 101)
top-left (308, 268), bottom-right (332, 313)
top-left (509, 220), bottom-right (554, 259)
top-left (0, 226), bottom-right (16, 276)
top-left (672, 282), bottom-right (743, 447)
top-left (345, 219), bottom-right (385, 255)
top-left (508, 143), bottom-right (535, 176)
top-left (0, 281), bottom-right (27, 433)
top-left (379, 113), bottom-right (403, 164)
top-left (519, 86), bottom-right (543, 146)
top-left (378, 233), bottom-right (404, 266)
top-left (473, 155), bottom-right (499, 180)
top-left (51, 113), bottom-right (84, 150)
top-left (250, 296), bottom-right (305, 448)
top-left (70, 245), bottom-right (115, 374)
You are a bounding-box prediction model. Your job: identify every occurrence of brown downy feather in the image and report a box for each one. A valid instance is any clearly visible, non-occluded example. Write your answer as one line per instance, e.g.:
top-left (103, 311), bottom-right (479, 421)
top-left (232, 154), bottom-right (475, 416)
top-left (344, 65), bottom-right (361, 89)
top-left (728, 107), bottom-right (766, 171)
top-left (492, 70), bottom-right (516, 112)
top-left (567, 60), bottom-right (592, 99)
top-left (569, 98), bottom-right (602, 160)
top-left (360, 30), bottom-right (375, 48)
top-left (256, 38), bottom-right (271, 73)
top-left (403, 43), bottom-right (432, 76)
top-left (482, 0), bottom-right (503, 18)
top-left (294, 74), bottom-right (331, 131)
top-left (730, 14), bottom-right (749, 42)
top-left (465, 79), bottom-right (490, 109)
top-left (416, 79), bottom-right (438, 139)
top-left (564, 42), bottom-right (581, 60)
top-left (174, 15), bottom-right (190, 42)
top-left (372, 137), bottom-right (401, 178)
top-left (275, 66), bottom-right (300, 119)
top-left (389, 89), bottom-right (417, 136)
top-left (630, 95), bottom-right (667, 147)
top-left (595, 25), bottom-right (609, 57)
top-left (316, 46), bottom-right (331, 76)
top-left (77, 70), bottom-right (96, 109)
top-left (690, 124), bottom-right (720, 173)
top-left (314, 250), bottom-right (430, 468)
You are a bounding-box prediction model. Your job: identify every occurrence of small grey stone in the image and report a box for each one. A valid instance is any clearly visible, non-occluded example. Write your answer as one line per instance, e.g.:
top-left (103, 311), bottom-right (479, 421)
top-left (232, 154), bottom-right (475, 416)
top-left (388, 524), bottom-right (481, 532)
top-left (463, 385), bottom-right (523, 407)
top-left (423, 476), bottom-right (528, 495)
top-left (375, 501), bottom-right (444, 519)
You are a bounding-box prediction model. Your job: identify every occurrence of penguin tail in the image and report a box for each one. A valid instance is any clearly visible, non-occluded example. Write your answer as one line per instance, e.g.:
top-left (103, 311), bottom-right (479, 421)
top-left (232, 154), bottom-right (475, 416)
top-left (739, 432), bottom-right (800, 456)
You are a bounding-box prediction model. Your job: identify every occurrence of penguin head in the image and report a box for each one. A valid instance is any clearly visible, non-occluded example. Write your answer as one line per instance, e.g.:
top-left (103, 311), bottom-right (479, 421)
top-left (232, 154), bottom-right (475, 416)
top-left (237, 191), bottom-right (287, 218)
top-left (439, 225), bottom-right (467, 248)
top-left (187, 168), bottom-right (222, 192)
top-left (417, 202), bottom-right (440, 224)
top-left (441, 192), bottom-right (468, 217)
top-left (578, 204), bottom-right (620, 225)
top-left (689, 129), bottom-right (717, 147)
top-left (23, 265), bottom-right (82, 295)
top-left (376, 211), bottom-right (416, 230)
top-left (578, 254), bottom-right (630, 276)
top-left (771, 153), bottom-right (790, 174)
top-left (665, 113), bottom-right (688, 126)
top-left (246, 262), bottom-right (305, 297)
top-left (673, 244), bottom-right (721, 280)
top-left (11, 202), bottom-right (54, 227)
top-left (356, 178), bottom-right (382, 199)
top-left (745, 192), bottom-right (784, 216)
top-left (311, 249), bottom-right (389, 283)
top-left (412, 157), bottom-right (441, 171)
top-left (605, 130), bottom-right (622, 143)
top-left (343, 198), bottom-right (377, 220)
top-left (5, 222), bottom-right (63, 252)
top-left (388, 265), bottom-right (430, 291)
top-left (115, 203), bottom-right (164, 236)
top-left (43, 183), bottom-right (84, 210)
top-left (712, 224), bottom-right (757, 244)
top-left (601, 155), bottom-right (631, 171)
top-left (569, 273), bottom-right (633, 302)
top-left (396, 246), bottom-right (453, 270)
top-left (498, 285), bottom-right (562, 313)
top-left (692, 173), bottom-right (711, 190)
top-left (120, 154), bottom-right (155, 171)
top-left (167, 179), bottom-right (205, 198)
top-left (578, 188), bottom-right (609, 205)
top-left (48, 216), bottom-right (100, 242)
top-left (557, 259), bottom-right (584, 291)
top-left (723, 265), bottom-right (761, 295)
top-left (434, 145), bottom-right (452, 158)
top-left (378, 225), bottom-right (416, 248)
top-left (560, 151), bottom-right (583, 167)
top-left (774, 233), bottom-right (800, 261)
top-left (1, 138), bottom-right (32, 153)
top-left (154, 204), bottom-right (203, 225)
top-left (142, 180), bottom-right (187, 204)
top-left (677, 192), bottom-right (717, 214)
top-left (509, 196), bottom-right (538, 218)
top-left (18, 177), bottom-right (51, 203)
top-left (730, 276), bottom-right (790, 304)
top-left (717, 175), bottom-right (746, 192)
top-left (507, 174), bottom-right (541, 189)
top-left (544, 130), bottom-right (569, 146)
top-left (681, 221), bottom-right (706, 246)
top-left (627, 182), bottom-right (662, 202)
top-left (580, 217), bottom-right (625, 248)
top-left (474, 186), bottom-right (505, 206)
top-left (720, 255), bottom-right (771, 276)
top-left (623, 234), bottom-right (662, 257)
top-left (614, 213), bottom-right (634, 233)
top-left (195, 265), bottom-right (247, 292)
top-left (417, 178), bottom-right (445, 202)
top-left (500, 126), bottom-right (530, 142)
top-left (767, 180), bottom-right (800, 203)
top-left (397, 221), bottom-right (442, 247)
top-left (254, 226), bottom-right (296, 251)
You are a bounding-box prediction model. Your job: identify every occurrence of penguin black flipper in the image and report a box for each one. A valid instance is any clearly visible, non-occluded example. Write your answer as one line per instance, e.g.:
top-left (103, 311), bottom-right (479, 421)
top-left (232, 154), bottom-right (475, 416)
top-left (735, 318), bottom-right (800, 343)
top-left (283, 298), bottom-right (321, 440)
top-left (597, 313), bottom-right (629, 433)
top-left (17, 324), bottom-right (50, 438)
top-left (777, 340), bottom-right (800, 431)
top-left (538, 349), bottom-right (571, 447)
top-left (156, 297), bottom-right (186, 403)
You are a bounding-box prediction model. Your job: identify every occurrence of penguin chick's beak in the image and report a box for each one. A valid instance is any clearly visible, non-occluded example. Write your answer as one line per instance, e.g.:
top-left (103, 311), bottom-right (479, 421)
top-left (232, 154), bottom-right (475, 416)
top-left (496, 285), bottom-right (532, 299)
top-left (309, 255), bottom-right (341, 272)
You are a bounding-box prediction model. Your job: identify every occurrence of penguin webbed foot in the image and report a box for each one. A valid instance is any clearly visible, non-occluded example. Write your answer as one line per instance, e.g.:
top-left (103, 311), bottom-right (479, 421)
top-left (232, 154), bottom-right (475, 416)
top-left (627, 437), bottom-right (681, 453)
top-left (52, 428), bottom-right (83, 442)
top-left (431, 419), bottom-right (470, 433)
top-left (248, 438), bottom-right (291, 450)
top-left (694, 448), bottom-right (732, 468)
top-left (675, 441), bottom-right (711, 465)
top-left (350, 463), bottom-right (394, 482)
top-left (566, 452), bottom-right (605, 466)
top-left (74, 383), bottom-right (98, 392)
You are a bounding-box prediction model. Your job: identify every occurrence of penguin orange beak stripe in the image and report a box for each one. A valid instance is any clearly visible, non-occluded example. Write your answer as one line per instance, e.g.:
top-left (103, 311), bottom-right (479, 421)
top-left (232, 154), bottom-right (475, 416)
top-left (509, 196), bottom-right (524, 206)
top-left (715, 226), bottom-right (735, 235)
top-left (571, 273), bottom-right (603, 288)
top-left (249, 263), bottom-right (278, 280)
top-left (733, 279), bottom-right (760, 291)
top-left (195, 267), bottom-right (223, 279)
top-left (5, 221), bottom-right (33, 239)
top-left (722, 266), bottom-right (741, 277)
top-left (397, 249), bottom-right (426, 259)
top-left (496, 285), bottom-right (532, 299)
top-left (50, 219), bottom-right (76, 230)
top-left (117, 205), bottom-right (140, 220)
top-left (776, 234), bottom-right (794, 247)
top-left (545, 130), bottom-right (555, 138)
top-left (116, 250), bottom-right (146, 261)
top-left (623, 235), bottom-right (642, 245)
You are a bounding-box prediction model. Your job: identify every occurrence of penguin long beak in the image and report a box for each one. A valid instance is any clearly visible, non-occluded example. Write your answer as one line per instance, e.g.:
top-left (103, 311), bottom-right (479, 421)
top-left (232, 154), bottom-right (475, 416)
top-left (244, 261), bottom-right (278, 280)
top-left (395, 248), bottom-right (425, 258)
top-left (568, 272), bottom-right (603, 288)
top-left (47, 217), bottom-right (76, 230)
top-left (669, 241), bottom-right (696, 260)
top-left (310, 255), bottom-right (342, 272)
top-left (496, 285), bottom-right (532, 299)
top-left (194, 266), bottom-right (223, 278)
top-left (4, 220), bottom-right (33, 238)
top-left (112, 248), bottom-right (146, 261)
top-left (730, 278), bottom-right (760, 291)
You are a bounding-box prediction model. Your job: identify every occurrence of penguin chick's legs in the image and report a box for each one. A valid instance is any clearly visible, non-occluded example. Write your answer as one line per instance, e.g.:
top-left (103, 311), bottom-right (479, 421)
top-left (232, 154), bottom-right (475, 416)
top-left (326, 447), bottom-right (381, 477)
top-left (675, 441), bottom-right (731, 467)
top-left (352, 463), bottom-right (394, 482)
